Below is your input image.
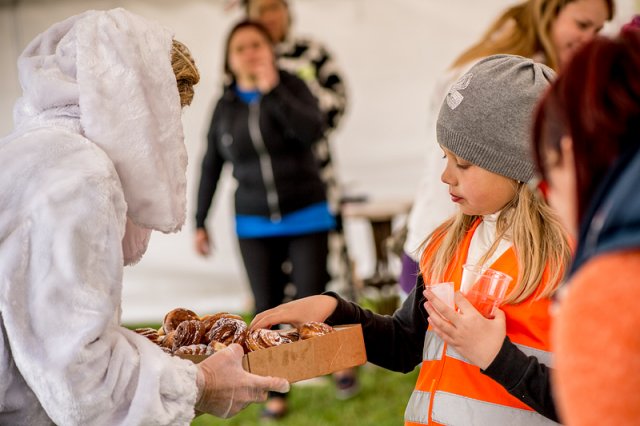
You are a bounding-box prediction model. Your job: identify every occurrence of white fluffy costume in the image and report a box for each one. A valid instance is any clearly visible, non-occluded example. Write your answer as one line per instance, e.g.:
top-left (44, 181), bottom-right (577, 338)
top-left (0, 8), bottom-right (198, 425)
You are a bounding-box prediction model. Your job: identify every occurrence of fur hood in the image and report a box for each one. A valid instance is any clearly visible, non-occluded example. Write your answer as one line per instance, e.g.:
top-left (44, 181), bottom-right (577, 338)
top-left (13, 8), bottom-right (187, 262)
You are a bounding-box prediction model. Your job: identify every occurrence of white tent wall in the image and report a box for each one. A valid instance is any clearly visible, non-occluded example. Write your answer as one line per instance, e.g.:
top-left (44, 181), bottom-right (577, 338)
top-left (1, 0), bottom-right (637, 323)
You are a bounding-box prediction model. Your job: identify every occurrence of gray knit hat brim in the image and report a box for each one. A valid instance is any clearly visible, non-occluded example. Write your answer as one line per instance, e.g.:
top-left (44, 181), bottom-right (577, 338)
top-left (436, 54), bottom-right (556, 182)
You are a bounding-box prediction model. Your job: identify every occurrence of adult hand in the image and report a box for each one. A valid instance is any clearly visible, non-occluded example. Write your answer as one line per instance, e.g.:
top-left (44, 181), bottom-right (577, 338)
top-left (195, 344), bottom-right (290, 418)
top-left (250, 295), bottom-right (338, 330)
top-left (423, 289), bottom-right (505, 370)
top-left (254, 60), bottom-right (279, 93)
top-left (194, 228), bottom-right (212, 257)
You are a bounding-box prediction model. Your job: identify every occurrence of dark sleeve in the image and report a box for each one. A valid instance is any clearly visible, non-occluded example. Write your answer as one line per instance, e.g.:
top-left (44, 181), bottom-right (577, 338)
top-left (260, 72), bottom-right (325, 147)
top-left (311, 43), bottom-right (347, 131)
top-left (195, 102), bottom-right (226, 230)
top-left (323, 275), bottom-right (429, 373)
top-left (481, 337), bottom-right (559, 422)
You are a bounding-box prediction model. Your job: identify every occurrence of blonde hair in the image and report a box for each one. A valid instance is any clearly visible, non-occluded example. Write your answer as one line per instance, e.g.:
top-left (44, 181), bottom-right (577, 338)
top-left (171, 40), bottom-right (200, 107)
top-left (451, 0), bottom-right (614, 71)
top-left (422, 183), bottom-right (571, 304)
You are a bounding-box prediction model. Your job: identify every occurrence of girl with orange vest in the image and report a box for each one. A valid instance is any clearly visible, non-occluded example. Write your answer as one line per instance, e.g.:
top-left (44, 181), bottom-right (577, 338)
top-left (251, 55), bottom-right (572, 425)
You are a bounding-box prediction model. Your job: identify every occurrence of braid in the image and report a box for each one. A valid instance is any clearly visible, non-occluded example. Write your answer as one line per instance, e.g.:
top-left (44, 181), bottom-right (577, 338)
top-left (171, 40), bottom-right (200, 107)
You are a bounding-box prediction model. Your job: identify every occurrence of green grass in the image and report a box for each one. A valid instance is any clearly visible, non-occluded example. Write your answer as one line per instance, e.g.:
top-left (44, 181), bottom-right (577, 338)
top-left (191, 364), bottom-right (418, 426)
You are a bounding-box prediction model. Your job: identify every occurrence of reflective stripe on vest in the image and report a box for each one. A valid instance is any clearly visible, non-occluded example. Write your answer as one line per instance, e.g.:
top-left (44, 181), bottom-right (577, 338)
top-left (422, 330), bottom-right (554, 367)
top-left (430, 391), bottom-right (560, 425)
top-left (405, 390), bottom-right (431, 425)
top-left (404, 390), bottom-right (561, 425)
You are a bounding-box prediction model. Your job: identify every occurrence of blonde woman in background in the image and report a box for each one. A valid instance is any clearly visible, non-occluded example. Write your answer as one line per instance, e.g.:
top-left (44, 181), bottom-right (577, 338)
top-left (399, 0), bottom-right (613, 295)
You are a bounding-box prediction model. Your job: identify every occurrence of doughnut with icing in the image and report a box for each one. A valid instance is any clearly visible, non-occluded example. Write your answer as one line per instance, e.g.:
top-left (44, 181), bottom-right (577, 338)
top-left (163, 308), bottom-right (199, 333)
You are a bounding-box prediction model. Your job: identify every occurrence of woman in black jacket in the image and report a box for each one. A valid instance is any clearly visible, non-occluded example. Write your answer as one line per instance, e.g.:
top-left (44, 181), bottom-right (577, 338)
top-left (194, 19), bottom-right (333, 369)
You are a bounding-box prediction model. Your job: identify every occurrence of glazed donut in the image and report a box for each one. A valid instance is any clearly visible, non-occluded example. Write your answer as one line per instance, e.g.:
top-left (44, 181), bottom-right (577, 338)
top-left (172, 320), bottom-right (206, 352)
top-left (206, 317), bottom-right (248, 346)
top-left (174, 344), bottom-right (209, 356)
top-left (206, 340), bottom-right (228, 356)
top-left (163, 308), bottom-right (199, 333)
top-left (277, 328), bottom-right (300, 342)
top-left (159, 331), bottom-right (176, 350)
top-left (134, 327), bottom-right (160, 343)
top-left (299, 322), bottom-right (335, 340)
top-left (245, 329), bottom-right (292, 352)
top-left (201, 312), bottom-right (244, 334)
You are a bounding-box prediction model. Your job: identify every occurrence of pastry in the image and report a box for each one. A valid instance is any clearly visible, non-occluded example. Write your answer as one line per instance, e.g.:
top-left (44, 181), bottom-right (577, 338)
top-left (134, 327), bottom-right (160, 343)
top-left (277, 328), bottom-right (300, 342)
top-left (245, 328), bottom-right (292, 352)
top-left (201, 312), bottom-right (244, 334)
top-left (172, 320), bottom-right (206, 352)
top-left (174, 344), bottom-right (208, 356)
top-left (206, 340), bottom-right (228, 356)
top-left (163, 308), bottom-right (199, 333)
top-left (206, 317), bottom-right (248, 346)
top-left (299, 322), bottom-right (335, 340)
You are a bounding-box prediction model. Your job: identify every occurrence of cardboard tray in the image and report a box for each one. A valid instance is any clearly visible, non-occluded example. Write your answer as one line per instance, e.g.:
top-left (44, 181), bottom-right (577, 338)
top-left (178, 324), bottom-right (367, 383)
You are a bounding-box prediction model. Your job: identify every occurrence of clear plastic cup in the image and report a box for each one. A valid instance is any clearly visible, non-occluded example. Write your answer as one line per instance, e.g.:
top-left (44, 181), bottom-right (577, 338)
top-left (426, 281), bottom-right (455, 308)
top-left (460, 264), bottom-right (512, 318)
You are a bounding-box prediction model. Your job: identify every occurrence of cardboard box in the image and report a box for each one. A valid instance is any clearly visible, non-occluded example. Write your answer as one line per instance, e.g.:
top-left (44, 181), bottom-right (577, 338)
top-left (178, 324), bottom-right (367, 383)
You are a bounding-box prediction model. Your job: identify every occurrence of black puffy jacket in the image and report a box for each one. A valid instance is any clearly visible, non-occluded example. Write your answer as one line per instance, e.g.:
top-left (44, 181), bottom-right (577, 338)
top-left (196, 70), bottom-right (326, 228)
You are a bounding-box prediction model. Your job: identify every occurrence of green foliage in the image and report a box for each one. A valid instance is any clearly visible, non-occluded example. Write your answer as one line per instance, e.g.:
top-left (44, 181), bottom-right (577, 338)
top-left (191, 364), bottom-right (418, 426)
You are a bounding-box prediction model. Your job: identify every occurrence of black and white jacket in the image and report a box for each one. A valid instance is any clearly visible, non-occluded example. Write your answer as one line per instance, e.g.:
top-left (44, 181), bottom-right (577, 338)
top-left (196, 70), bottom-right (326, 228)
top-left (275, 35), bottom-right (348, 207)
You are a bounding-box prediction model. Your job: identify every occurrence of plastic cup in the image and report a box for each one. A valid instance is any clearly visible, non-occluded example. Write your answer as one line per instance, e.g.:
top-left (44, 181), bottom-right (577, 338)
top-left (426, 281), bottom-right (455, 308)
top-left (460, 264), bottom-right (512, 318)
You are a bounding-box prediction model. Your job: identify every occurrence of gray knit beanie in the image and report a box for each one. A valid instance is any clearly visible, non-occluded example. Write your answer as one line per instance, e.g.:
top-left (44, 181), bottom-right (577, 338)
top-left (436, 54), bottom-right (555, 182)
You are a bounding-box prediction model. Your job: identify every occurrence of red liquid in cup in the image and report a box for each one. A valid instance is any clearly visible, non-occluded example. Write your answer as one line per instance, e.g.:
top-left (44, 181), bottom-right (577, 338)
top-left (464, 289), bottom-right (499, 318)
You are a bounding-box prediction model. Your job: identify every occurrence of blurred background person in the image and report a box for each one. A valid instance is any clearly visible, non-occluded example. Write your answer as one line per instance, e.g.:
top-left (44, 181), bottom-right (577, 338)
top-left (244, 0), bottom-right (359, 411)
top-left (532, 25), bottom-right (640, 425)
top-left (399, 0), bottom-right (613, 296)
top-left (193, 19), bottom-right (331, 420)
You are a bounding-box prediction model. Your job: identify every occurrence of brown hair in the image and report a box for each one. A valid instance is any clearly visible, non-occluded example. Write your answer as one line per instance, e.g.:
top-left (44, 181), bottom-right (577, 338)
top-left (451, 0), bottom-right (614, 71)
top-left (171, 40), bottom-right (200, 107)
top-left (222, 20), bottom-right (274, 82)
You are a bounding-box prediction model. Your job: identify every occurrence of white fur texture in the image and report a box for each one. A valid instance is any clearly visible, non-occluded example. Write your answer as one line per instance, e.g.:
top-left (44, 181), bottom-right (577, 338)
top-left (0, 9), bottom-right (197, 425)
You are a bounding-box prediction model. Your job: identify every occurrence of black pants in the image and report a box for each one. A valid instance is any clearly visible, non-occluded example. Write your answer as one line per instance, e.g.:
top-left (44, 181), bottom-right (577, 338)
top-left (238, 231), bottom-right (330, 315)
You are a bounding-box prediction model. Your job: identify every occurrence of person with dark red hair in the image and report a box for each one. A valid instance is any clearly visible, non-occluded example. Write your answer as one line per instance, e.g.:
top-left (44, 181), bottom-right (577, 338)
top-left (532, 26), bottom-right (640, 425)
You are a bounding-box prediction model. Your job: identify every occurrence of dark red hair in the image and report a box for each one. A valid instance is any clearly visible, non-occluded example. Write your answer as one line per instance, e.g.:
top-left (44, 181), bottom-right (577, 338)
top-left (532, 28), bottom-right (640, 224)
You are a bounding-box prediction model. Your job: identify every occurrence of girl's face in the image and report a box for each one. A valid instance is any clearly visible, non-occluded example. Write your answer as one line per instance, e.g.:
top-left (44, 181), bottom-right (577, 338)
top-left (543, 136), bottom-right (578, 237)
top-left (441, 147), bottom-right (517, 216)
top-left (550, 0), bottom-right (609, 69)
top-left (248, 0), bottom-right (290, 43)
top-left (228, 27), bottom-right (274, 81)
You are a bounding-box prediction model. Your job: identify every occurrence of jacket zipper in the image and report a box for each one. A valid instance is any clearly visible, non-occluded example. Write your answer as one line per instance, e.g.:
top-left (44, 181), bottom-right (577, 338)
top-left (248, 102), bottom-right (281, 221)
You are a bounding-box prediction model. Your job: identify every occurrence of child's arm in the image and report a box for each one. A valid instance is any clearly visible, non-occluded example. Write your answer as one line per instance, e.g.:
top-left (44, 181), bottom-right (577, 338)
top-left (481, 337), bottom-right (557, 421)
top-left (323, 277), bottom-right (430, 374)
top-left (250, 278), bottom-right (430, 374)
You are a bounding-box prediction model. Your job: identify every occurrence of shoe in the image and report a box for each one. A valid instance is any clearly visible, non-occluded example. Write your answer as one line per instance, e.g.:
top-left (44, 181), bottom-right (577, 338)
top-left (335, 374), bottom-right (360, 400)
top-left (260, 396), bottom-right (287, 421)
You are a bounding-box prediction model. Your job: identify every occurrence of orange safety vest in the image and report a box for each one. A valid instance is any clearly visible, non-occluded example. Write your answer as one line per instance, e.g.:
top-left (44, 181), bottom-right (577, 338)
top-left (405, 219), bottom-right (559, 426)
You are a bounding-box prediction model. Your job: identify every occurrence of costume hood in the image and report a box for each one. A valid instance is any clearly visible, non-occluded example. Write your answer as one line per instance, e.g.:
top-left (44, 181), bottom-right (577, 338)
top-left (13, 8), bottom-right (187, 258)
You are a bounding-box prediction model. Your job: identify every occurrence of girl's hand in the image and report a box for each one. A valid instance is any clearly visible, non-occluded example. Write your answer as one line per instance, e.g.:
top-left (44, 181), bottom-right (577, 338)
top-left (250, 295), bottom-right (338, 330)
top-left (423, 289), bottom-right (506, 370)
top-left (254, 61), bottom-right (279, 93)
